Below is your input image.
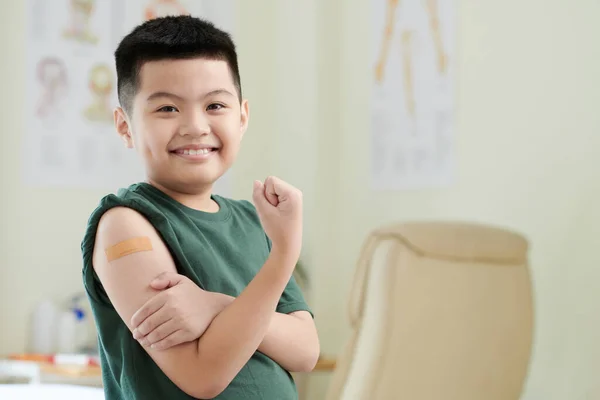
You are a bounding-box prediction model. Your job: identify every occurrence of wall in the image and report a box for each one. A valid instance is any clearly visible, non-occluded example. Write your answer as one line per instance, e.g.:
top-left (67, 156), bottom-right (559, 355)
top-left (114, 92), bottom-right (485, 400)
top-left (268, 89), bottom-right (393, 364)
top-left (2, 1), bottom-right (600, 400)
top-left (307, 0), bottom-right (600, 399)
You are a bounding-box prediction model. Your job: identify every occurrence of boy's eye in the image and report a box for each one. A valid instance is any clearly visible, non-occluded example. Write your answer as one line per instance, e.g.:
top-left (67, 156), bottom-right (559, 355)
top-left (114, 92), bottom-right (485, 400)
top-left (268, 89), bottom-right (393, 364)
top-left (157, 105), bottom-right (178, 113)
top-left (207, 103), bottom-right (225, 111)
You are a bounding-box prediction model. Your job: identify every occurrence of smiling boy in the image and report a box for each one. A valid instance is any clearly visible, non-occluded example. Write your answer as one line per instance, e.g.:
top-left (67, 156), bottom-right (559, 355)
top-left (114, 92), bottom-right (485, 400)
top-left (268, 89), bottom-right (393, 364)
top-left (81, 16), bottom-right (319, 399)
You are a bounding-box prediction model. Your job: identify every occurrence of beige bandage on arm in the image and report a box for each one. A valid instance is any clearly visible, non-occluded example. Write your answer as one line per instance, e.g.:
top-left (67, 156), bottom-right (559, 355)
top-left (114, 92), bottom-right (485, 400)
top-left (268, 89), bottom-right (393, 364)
top-left (105, 236), bottom-right (153, 262)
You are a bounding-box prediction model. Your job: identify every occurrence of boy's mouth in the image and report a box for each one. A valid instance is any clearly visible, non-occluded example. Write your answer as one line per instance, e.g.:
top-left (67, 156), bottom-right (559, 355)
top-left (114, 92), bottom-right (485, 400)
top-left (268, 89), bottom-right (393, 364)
top-left (172, 148), bottom-right (217, 156)
top-left (170, 145), bottom-right (219, 160)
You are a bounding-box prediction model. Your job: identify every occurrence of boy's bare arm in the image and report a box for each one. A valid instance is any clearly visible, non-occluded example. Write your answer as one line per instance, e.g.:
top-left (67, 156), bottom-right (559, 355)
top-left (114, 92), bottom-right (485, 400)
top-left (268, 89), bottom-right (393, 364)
top-left (132, 272), bottom-right (319, 372)
top-left (94, 209), bottom-right (295, 398)
top-left (259, 310), bottom-right (320, 371)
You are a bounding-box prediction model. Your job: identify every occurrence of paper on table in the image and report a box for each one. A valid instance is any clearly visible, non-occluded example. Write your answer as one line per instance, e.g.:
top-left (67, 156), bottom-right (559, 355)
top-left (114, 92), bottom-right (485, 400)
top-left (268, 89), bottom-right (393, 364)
top-left (0, 384), bottom-right (105, 400)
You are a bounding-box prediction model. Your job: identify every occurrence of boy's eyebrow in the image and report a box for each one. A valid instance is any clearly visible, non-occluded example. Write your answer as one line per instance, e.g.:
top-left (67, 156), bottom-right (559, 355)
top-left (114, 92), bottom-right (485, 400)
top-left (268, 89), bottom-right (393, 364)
top-left (203, 89), bottom-right (236, 98)
top-left (146, 89), bottom-right (235, 102)
top-left (146, 91), bottom-right (184, 102)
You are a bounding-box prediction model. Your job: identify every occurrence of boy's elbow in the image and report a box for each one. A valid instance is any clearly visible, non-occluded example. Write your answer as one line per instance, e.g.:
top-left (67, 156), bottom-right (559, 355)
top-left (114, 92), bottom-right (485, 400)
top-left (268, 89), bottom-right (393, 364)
top-left (193, 385), bottom-right (226, 400)
top-left (293, 340), bottom-right (321, 373)
top-left (302, 345), bottom-right (321, 372)
top-left (187, 365), bottom-right (234, 399)
top-left (293, 314), bottom-right (321, 373)
top-left (175, 365), bottom-right (230, 399)
top-left (186, 379), bottom-right (228, 399)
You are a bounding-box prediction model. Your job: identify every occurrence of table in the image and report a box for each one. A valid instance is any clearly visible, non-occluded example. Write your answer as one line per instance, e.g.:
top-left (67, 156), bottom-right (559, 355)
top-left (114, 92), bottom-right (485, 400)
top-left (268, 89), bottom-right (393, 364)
top-left (314, 356), bottom-right (336, 372)
top-left (3, 354), bottom-right (336, 394)
top-left (39, 363), bottom-right (103, 387)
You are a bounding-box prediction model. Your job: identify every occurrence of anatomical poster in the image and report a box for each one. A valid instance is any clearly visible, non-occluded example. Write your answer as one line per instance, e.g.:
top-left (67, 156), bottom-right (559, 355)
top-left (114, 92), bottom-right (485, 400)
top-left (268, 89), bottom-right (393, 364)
top-left (371, 0), bottom-right (455, 190)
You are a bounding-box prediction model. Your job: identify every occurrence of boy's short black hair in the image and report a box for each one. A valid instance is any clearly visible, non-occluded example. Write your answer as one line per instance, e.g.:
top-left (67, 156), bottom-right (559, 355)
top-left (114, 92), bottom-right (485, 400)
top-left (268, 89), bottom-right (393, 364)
top-left (115, 15), bottom-right (241, 114)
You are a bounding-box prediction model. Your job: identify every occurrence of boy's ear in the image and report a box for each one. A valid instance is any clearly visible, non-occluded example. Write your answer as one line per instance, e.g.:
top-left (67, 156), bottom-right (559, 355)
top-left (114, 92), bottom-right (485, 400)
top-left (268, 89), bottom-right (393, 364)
top-left (114, 107), bottom-right (134, 148)
top-left (240, 99), bottom-right (249, 138)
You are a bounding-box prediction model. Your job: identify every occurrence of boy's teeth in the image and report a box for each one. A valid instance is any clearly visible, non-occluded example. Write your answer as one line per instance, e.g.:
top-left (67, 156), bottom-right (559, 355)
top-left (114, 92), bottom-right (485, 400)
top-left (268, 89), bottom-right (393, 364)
top-left (182, 149), bottom-right (211, 155)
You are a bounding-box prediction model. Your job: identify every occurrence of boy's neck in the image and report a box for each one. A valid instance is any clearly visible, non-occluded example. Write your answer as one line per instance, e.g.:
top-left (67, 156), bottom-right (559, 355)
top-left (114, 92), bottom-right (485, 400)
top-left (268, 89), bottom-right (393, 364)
top-left (146, 179), bottom-right (219, 213)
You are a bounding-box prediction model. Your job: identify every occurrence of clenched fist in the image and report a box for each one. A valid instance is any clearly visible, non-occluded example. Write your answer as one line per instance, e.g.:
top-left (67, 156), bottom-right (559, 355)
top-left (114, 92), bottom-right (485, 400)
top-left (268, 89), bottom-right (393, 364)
top-left (252, 176), bottom-right (303, 263)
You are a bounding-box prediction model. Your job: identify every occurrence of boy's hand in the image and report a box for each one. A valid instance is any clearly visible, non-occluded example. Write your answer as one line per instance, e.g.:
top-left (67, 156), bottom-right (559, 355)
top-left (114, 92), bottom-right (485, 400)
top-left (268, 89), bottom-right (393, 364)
top-left (131, 272), bottom-right (234, 350)
top-left (252, 176), bottom-right (303, 263)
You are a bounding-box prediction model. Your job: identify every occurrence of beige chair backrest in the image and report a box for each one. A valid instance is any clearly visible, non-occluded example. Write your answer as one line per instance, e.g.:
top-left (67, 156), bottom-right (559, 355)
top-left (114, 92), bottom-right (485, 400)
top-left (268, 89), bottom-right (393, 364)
top-left (326, 222), bottom-right (533, 400)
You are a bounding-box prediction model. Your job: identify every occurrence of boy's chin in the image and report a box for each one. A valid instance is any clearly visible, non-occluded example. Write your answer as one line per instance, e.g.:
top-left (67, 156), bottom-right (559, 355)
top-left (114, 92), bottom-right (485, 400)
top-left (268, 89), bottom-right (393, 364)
top-left (173, 174), bottom-right (224, 191)
top-left (149, 174), bottom-right (222, 194)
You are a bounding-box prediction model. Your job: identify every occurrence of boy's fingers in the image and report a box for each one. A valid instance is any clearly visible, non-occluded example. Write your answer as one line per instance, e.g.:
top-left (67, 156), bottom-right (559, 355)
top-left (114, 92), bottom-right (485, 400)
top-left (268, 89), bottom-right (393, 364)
top-left (150, 271), bottom-right (185, 289)
top-left (133, 305), bottom-right (170, 338)
top-left (263, 177), bottom-right (279, 206)
top-left (252, 180), bottom-right (269, 208)
top-left (131, 293), bottom-right (166, 329)
top-left (140, 320), bottom-right (177, 347)
top-left (149, 278), bottom-right (170, 290)
top-left (150, 330), bottom-right (189, 351)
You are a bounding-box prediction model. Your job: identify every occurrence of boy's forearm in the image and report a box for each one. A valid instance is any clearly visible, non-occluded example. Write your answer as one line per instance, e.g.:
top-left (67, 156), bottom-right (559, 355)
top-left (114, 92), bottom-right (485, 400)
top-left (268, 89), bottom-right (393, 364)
top-left (206, 294), bottom-right (318, 372)
top-left (258, 312), bottom-right (319, 372)
top-left (194, 247), bottom-right (296, 390)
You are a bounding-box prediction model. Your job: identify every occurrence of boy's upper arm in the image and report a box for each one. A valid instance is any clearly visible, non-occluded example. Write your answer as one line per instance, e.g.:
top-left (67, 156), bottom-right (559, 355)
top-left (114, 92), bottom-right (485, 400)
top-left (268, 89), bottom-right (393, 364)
top-left (92, 206), bottom-right (213, 398)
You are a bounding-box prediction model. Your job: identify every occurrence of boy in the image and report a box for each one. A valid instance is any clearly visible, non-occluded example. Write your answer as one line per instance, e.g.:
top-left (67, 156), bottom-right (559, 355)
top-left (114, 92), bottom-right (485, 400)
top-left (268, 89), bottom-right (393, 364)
top-left (81, 15), bottom-right (319, 399)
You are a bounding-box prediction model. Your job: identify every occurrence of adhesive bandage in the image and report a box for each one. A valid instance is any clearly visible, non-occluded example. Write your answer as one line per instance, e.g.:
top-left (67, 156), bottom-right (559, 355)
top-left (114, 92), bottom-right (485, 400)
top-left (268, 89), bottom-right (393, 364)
top-left (105, 237), bottom-right (153, 262)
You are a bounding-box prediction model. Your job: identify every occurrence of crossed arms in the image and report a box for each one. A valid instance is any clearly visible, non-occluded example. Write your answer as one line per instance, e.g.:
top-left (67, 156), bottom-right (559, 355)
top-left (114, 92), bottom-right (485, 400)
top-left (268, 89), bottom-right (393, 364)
top-left (92, 207), bottom-right (319, 399)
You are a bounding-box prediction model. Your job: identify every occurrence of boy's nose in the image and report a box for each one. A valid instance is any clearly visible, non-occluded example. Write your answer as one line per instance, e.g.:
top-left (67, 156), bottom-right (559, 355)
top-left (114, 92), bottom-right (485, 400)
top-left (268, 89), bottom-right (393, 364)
top-left (179, 112), bottom-right (210, 136)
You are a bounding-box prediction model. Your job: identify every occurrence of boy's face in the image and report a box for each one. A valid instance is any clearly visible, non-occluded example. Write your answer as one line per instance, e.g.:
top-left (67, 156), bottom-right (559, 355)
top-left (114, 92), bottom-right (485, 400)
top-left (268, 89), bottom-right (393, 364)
top-left (115, 58), bottom-right (248, 194)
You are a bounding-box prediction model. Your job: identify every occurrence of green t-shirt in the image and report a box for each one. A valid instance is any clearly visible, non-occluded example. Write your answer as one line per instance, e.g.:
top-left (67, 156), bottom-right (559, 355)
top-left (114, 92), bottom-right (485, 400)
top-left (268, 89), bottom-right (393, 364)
top-left (81, 182), bottom-right (312, 400)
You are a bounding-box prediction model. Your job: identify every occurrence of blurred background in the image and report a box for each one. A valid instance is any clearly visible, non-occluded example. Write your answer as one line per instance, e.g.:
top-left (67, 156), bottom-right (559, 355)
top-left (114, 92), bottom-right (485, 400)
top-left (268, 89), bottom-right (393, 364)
top-left (1, 0), bottom-right (600, 399)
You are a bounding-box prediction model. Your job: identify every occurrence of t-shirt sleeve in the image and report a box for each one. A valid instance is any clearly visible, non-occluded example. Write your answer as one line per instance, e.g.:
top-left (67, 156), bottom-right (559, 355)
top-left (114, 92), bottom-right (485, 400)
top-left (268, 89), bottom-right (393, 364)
top-left (277, 275), bottom-right (314, 317)
top-left (264, 235), bottom-right (314, 318)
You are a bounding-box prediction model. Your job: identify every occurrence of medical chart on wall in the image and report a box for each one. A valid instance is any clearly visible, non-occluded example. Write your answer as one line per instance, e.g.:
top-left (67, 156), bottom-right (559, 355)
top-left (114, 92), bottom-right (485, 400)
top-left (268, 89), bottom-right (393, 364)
top-left (24, 0), bottom-right (235, 194)
top-left (371, 0), bottom-right (455, 190)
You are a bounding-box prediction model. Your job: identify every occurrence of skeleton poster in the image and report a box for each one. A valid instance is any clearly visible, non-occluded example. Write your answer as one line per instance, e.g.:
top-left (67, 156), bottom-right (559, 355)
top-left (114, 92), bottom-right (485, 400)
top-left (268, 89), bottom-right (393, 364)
top-left (24, 0), bottom-right (234, 194)
top-left (371, 0), bottom-right (455, 190)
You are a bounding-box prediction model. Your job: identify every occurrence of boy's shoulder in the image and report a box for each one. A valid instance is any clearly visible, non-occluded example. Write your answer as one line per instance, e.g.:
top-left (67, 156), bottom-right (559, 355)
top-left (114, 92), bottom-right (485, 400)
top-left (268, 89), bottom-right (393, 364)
top-left (83, 184), bottom-right (159, 230)
top-left (89, 182), bottom-right (154, 209)
top-left (81, 183), bottom-right (170, 261)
